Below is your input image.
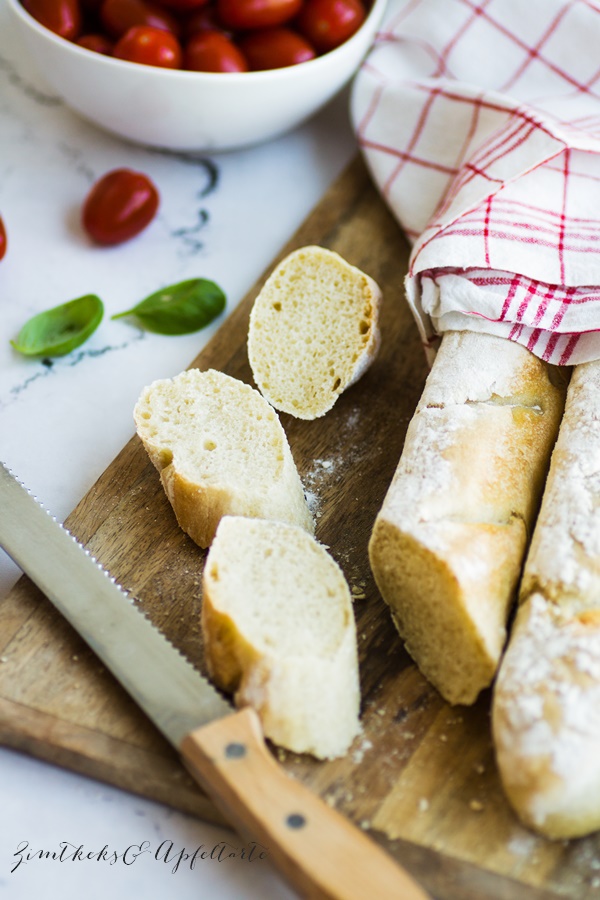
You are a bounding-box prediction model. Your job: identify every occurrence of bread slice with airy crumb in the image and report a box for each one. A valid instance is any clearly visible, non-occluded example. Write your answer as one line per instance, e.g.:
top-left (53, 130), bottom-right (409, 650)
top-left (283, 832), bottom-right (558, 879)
top-left (247, 245), bottom-right (381, 419)
top-left (201, 515), bottom-right (361, 759)
top-left (134, 368), bottom-right (313, 548)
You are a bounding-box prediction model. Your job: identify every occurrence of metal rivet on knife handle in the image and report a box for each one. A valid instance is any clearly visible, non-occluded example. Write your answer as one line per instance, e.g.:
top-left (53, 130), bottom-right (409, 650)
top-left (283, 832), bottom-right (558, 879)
top-left (225, 742), bottom-right (247, 759)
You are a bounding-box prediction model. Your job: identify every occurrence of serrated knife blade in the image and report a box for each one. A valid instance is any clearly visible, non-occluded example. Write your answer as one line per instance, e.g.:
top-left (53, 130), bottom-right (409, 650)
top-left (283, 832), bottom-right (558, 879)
top-left (0, 462), bottom-right (428, 900)
top-left (0, 461), bottom-right (231, 745)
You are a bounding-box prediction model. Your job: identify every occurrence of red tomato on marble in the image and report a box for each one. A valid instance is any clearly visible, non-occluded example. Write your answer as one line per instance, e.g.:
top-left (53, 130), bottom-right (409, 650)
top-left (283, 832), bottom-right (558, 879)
top-left (76, 32), bottom-right (114, 53)
top-left (82, 169), bottom-right (160, 246)
top-left (22, 0), bottom-right (81, 39)
top-left (184, 30), bottom-right (248, 71)
top-left (296, 0), bottom-right (365, 52)
top-left (0, 218), bottom-right (7, 262)
top-left (217, 0), bottom-right (302, 31)
top-left (100, 0), bottom-right (180, 38)
top-left (239, 27), bottom-right (315, 69)
top-left (114, 25), bottom-right (183, 67)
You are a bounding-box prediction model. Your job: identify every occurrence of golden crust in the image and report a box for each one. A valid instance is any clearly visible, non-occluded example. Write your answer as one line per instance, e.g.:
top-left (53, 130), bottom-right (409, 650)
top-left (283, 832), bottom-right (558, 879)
top-left (369, 331), bottom-right (567, 706)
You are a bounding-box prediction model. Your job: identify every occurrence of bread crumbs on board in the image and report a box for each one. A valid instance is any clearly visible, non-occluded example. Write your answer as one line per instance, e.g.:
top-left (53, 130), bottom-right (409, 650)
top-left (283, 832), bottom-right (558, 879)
top-left (351, 738), bottom-right (373, 764)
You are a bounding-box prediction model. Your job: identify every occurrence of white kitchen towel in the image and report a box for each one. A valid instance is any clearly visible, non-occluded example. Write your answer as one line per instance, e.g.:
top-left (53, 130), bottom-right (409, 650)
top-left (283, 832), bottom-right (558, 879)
top-left (351, 0), bottom-right (600, 364)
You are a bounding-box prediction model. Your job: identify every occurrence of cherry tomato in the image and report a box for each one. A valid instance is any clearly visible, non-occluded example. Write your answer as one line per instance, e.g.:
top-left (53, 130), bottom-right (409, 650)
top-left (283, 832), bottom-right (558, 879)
top-left (114, 25), bottom-right (183, 66)
top-left (22, 0), bottom-right (81, 39)
top-left (217, 0), bottom-right (302, 31)
top-left (184, 30), bottom-right (248, 71)
top-left (0, 218), bottom-right (7, 262)
top-left (239, 27), bottom-right (315, 69)
top-left (296, 0), bottom-right (365, 52)
top-left (100, 0), bottom-right (180, 38)
top-left (77, 32), bottom-right (114, 53)
top-left (82, 169), bottom-right (160, 246)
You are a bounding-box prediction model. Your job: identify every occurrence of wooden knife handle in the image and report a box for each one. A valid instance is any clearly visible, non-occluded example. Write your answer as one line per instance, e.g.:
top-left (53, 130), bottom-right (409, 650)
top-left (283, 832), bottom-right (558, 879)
top-left (180, 707), bottom-right (429, 900)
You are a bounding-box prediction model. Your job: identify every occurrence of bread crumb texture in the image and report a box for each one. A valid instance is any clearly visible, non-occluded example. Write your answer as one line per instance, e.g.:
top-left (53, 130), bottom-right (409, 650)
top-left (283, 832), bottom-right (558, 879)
top-left (134, 368), bottom-right (313, 548)
top-left (248, 245), bottom-right (381, 419)
top-left (202, 516), bottom-right (361, 759)
top-left (369, 331), bottom-right (568, 705)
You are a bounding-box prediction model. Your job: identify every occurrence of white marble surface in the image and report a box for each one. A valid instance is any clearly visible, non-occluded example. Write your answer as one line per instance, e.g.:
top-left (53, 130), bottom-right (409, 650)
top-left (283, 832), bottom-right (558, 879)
top-left (0, 1), bottom-right (357, 894)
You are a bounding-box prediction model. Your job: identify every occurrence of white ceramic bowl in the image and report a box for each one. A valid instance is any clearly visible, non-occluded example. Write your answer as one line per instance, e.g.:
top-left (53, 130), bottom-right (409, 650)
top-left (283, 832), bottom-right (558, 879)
top-left (6, 0), bottom-right (387, 151)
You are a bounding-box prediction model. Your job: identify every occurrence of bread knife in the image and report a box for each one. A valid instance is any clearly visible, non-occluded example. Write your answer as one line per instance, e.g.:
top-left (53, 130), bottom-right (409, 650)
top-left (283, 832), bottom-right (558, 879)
top-left (0, 462), bottom-right (428, 900)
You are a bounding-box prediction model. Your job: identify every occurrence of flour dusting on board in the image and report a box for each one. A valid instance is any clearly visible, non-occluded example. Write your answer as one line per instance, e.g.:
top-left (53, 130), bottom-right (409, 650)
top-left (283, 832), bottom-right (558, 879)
top-left (303, 458), bottom-right (336, 519)
top-left (301, 404), bottom-right (364, 518)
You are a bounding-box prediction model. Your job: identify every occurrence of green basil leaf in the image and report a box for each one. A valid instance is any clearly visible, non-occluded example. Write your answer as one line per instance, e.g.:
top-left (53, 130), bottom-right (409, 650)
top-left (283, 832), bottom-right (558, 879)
top-left (112, 278), bottom-right (226, 335)
top-left (10, 295), bottom-right (104, 357)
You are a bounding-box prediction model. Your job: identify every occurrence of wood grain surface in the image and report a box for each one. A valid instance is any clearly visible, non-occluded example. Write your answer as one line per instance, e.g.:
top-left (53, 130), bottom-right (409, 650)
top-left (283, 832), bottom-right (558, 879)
top-left (1, 156), bottom-right (598, 899)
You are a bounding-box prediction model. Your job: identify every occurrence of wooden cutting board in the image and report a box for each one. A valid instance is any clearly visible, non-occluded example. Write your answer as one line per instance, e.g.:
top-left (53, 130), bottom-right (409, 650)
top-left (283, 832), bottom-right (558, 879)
top-left (0, 156), bottom-right (596, 900)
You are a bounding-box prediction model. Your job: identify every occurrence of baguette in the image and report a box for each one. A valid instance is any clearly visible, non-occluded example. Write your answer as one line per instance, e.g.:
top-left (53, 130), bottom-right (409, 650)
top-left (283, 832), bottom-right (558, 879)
top-left (134, 368), bottom-right (313, 548)
top-left (247, 245), bottom-right (381, 419)
top-left (369, 330), bottom-right (568, 705)
top-left (201, 515), bottom-right (361, 759)
top-left (493, 359), bottom-right (600, 839)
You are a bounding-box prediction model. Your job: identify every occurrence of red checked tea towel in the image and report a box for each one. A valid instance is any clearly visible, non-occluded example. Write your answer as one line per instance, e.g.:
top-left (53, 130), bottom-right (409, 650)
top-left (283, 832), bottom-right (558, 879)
top-left (351, 0), bottom-right (600, 365)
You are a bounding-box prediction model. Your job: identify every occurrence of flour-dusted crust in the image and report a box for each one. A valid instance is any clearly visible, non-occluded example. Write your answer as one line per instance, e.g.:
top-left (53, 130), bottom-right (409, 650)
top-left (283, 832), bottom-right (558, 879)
top-left (519, 359), bottom-right (600, 608)
top-left (201, 516), bottom-right (361, 760)
top-left (493, 359), bottom-right (600, 839)
top-left (134, 368), bottom-right (313, 548)
top-left (369, 330), bottom-right (568, 705)
top-left (493, 595), bottom-right (600, 840)
top-left (248, 245), bottom-right (381, 420)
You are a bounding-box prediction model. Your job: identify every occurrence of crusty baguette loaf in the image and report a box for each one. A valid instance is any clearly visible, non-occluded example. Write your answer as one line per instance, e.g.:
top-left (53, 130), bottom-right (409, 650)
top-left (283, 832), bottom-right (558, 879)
top-left (493, 359), bottom-right (600, 839)
top-left (247, 245), bottom-right (381, 419)
top-left (201, 516), bottom-right (361, 759)
top-left (134, 368), bottom-right (313, 548)
top-left (369, 330), bottom-right (568, 705)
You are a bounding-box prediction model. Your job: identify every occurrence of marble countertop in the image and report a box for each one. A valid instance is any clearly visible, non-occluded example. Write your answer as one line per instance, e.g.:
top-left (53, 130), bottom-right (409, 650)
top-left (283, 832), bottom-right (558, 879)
top-left (0, 2), bottom-right (358, 894)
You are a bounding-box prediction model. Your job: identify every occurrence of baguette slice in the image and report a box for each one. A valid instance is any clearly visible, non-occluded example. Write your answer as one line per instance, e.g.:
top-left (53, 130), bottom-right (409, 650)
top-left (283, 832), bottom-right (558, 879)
top-left (134, 368), bottom-right (313, 548)
top-left (369, 330), bottom-right (568, 705)
top-left (493, 359), bottom-right (600, 839)
top-left (247, 245), bottom-right (381, 419)
top-left (201, 516), bottom-right (361, 759)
